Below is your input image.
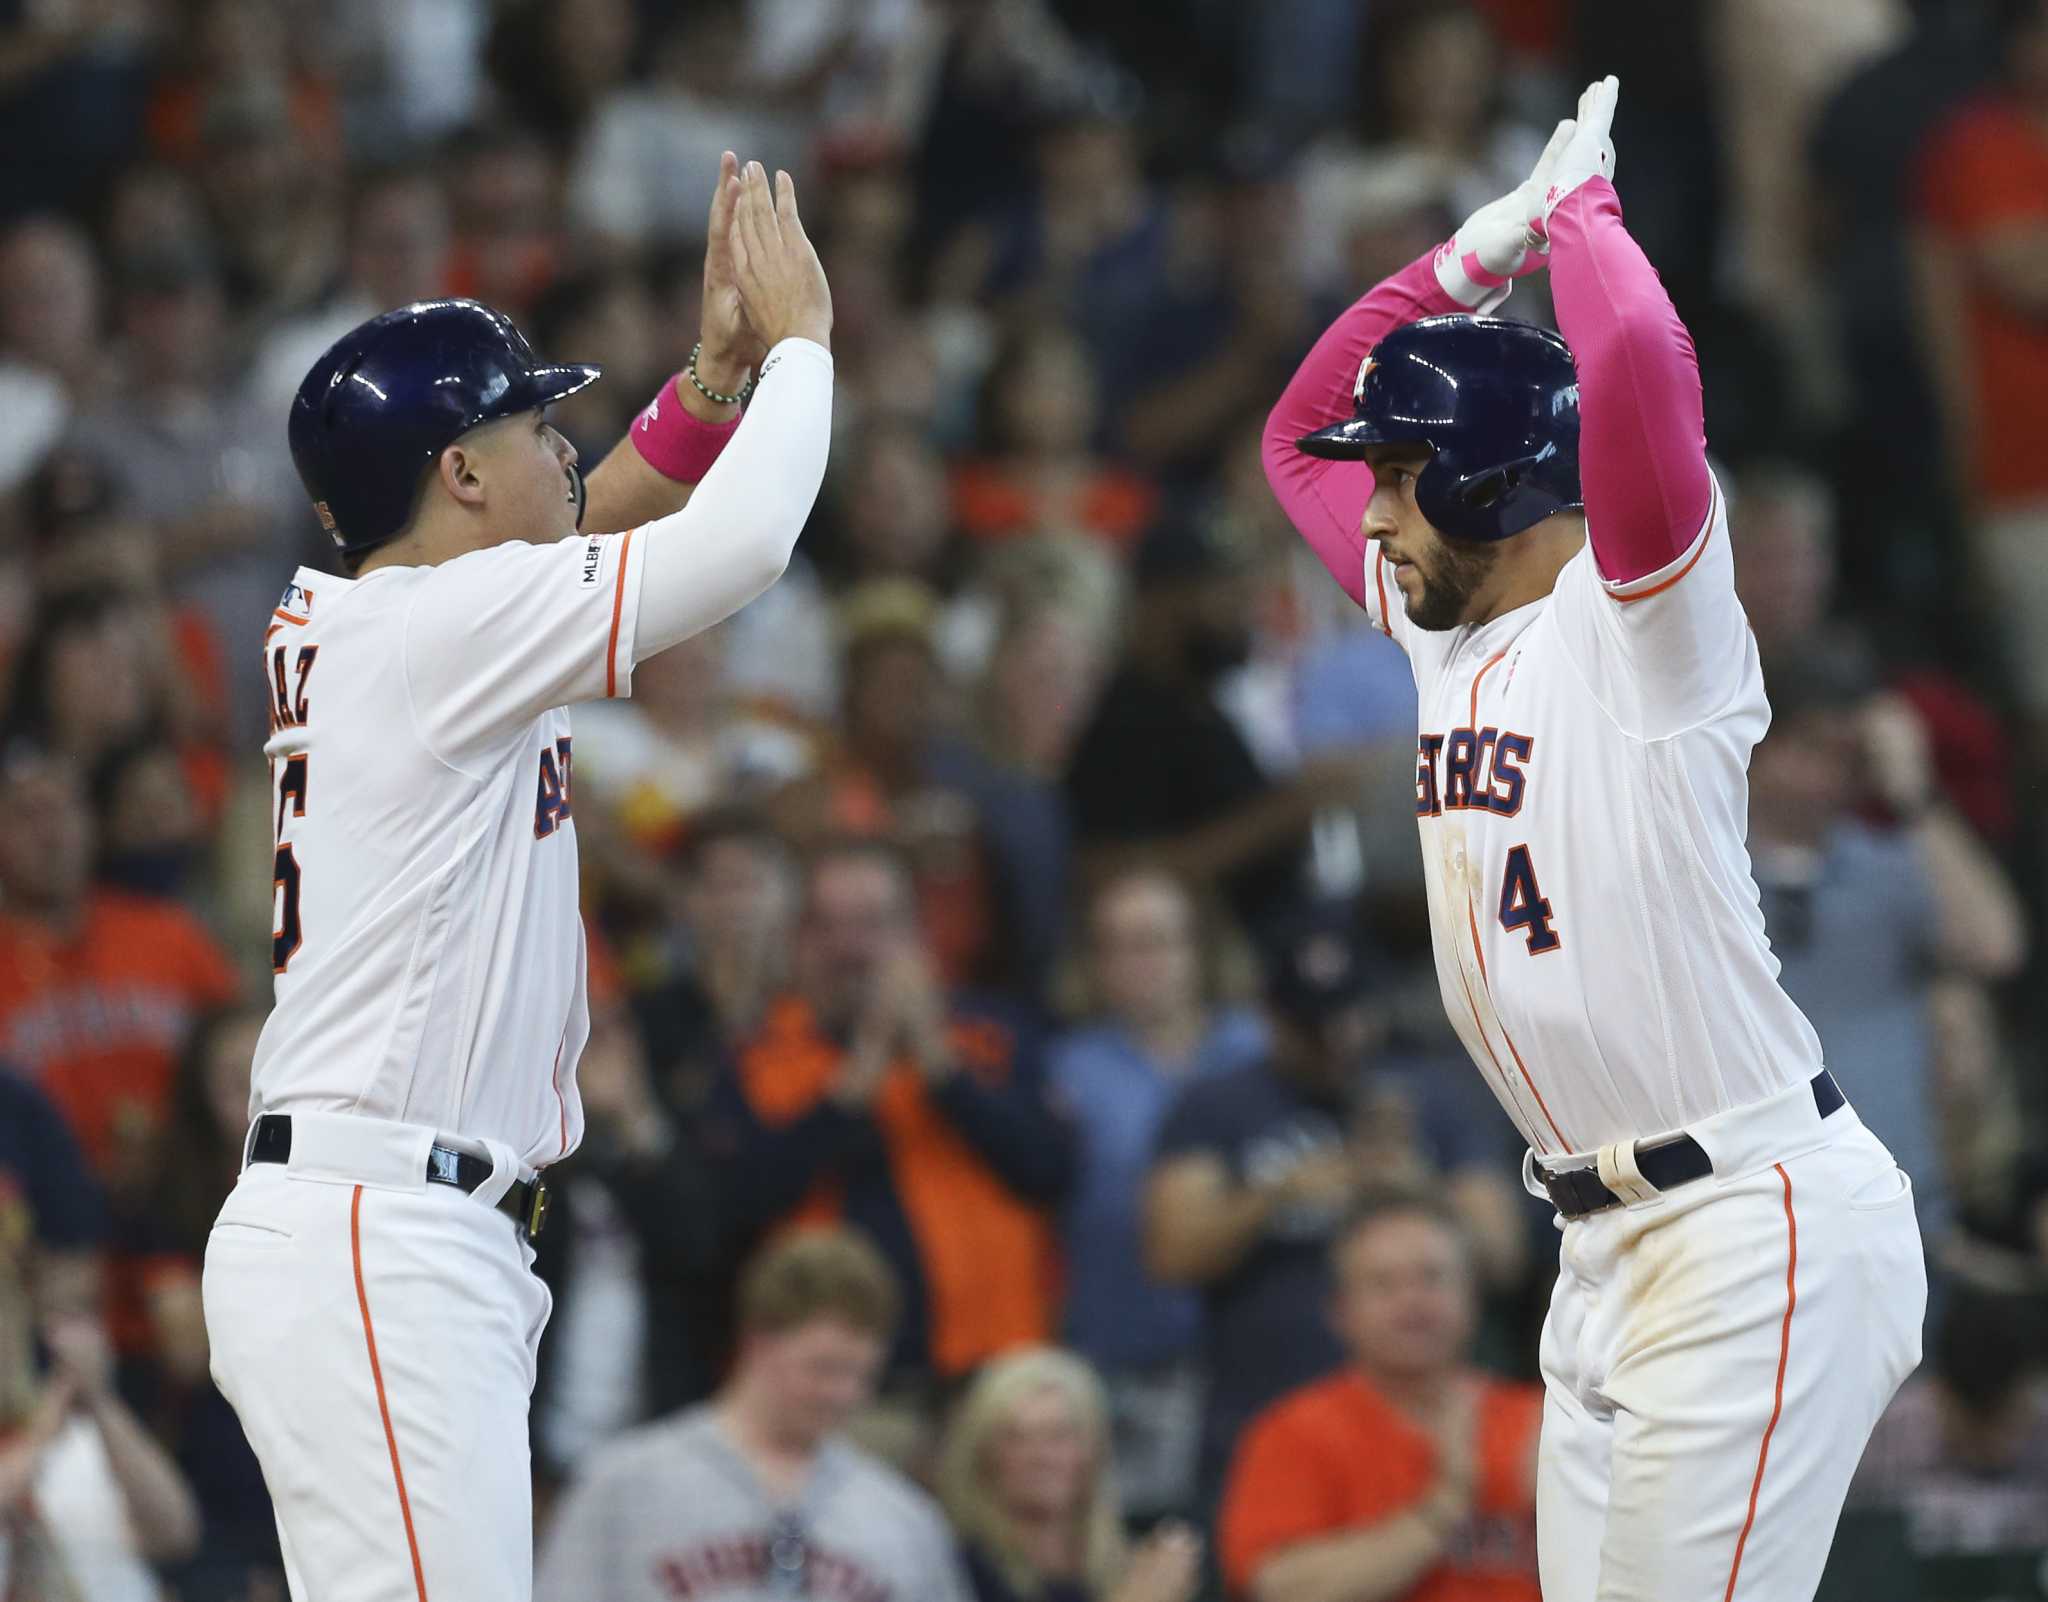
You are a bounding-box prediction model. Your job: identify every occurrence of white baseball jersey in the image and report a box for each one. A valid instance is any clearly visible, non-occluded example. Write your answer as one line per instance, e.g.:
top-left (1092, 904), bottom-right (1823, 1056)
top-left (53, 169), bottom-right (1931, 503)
top-left (1361, 474), bottom-right (1826, 1159)
top-left (253, 528), bottom-right (651, 1167)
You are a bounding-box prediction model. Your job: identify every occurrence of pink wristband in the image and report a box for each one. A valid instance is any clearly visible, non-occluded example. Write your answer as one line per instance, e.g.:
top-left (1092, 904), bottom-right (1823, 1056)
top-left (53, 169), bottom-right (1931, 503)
top-left (628, 377), bottom-right (741, 483)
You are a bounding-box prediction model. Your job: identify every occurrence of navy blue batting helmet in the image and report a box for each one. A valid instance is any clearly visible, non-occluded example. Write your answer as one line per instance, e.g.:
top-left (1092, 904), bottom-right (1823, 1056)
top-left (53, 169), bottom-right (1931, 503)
top-left (1296, 314), bottom-right (1582, 543)
top-left (288, 298), bottom-right (601, 558)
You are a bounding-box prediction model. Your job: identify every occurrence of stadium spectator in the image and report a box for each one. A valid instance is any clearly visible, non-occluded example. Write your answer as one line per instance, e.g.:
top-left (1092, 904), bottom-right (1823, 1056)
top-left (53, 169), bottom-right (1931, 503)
top-left (72, 243), bottom-right (300, 743)
top-left (245, 162), bottom-right (455, 428)
top-left (0, 744), bottom-right (240, 1197)
top-left (1914, 0), bottom-right (2048, 723)
top-left (1850, 1290), bottom-right (2048, 1556)
top-left (1731, 462), bottom-right (2019, 845)
top-left (781, 581), bottom-right (1000, 985)
top-left (1114, 136), bottom-right (1322, 481)
top-left (1295, 0), bottom-right (1546, 284)
top-left (566, 4), bottom-right (807, 253)
top-left (0, 217), bottom-right (106, 405)
top-left (527, 263), bottom-right (676, 458)
top-left (118, 1004), bottom-right (281, 1602)
top-left (951, 325), bottom-right (1158, 552)
top-left (536, 1228), bottom-right (969, 1602)
top-left (1143, 912), bottom-right (1376, 1512)
top-left (439, 122), bottom-right (566, 318)
top-left (1747, 649), bottom-right (2026, 1250)
top-left (1049, 869), bottom-right (1265, 1518)
top-left (0, 1272), bottom-right (201, 1599)
top-left (1068, 519), bottom-right (1360, 939)
top-left (533, 1000), bottom-right (734, 1482)
top-left (937, 1346), bottom-right (1204, 1602)
top-left (572, 621), bottom-right (818, 867)
top-left (927, 594), bottom-right (1104, 1001)
top-left (715, 839), bottom-right (1075, 1389)
top-left (485, 0), bottom-right (637, 147)
top-left (1218, 1195), bottom-right (1540, 1602)
top-left (0, 1071), bottom-right (105, 1324)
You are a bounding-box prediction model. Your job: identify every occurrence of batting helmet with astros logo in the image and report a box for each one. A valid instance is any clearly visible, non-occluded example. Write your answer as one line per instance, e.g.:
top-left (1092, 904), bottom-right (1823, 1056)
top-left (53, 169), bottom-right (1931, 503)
top-left (1296, 313), bottom-right (1582, 543)
top-left (287, 298), bottom-right (602, 558)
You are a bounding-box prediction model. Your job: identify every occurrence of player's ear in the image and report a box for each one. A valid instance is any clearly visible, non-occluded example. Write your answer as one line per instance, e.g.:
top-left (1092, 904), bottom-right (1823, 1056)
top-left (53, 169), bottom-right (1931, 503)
top-left (437, 442), bottom-right (488, 509)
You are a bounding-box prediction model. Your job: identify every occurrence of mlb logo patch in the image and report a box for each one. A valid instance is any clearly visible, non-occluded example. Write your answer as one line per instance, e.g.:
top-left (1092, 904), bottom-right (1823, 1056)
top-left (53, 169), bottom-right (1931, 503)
top-left (579, 536), bottom-right (605, 587)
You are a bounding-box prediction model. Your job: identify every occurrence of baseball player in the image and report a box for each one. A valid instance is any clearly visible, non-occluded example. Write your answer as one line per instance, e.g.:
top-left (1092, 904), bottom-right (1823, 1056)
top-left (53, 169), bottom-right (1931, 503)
top-left (201, 159), bottom-right (833, 1602)
top-left (1264, 80), bottom-right (1925, 1600)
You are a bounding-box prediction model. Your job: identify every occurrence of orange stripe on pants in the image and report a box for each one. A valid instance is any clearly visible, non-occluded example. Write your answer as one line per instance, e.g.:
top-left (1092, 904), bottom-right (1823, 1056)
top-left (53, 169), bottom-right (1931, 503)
top-left (1722, 1162), bottom-right (1797, 1602)
top-left (351, 1185), bottom-right (430, 1602)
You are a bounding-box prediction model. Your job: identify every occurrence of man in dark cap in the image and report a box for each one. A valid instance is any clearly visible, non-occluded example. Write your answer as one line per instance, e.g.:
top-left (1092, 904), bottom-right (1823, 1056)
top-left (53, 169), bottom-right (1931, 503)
top-left (1065, 517), bottom-right (1364, 938)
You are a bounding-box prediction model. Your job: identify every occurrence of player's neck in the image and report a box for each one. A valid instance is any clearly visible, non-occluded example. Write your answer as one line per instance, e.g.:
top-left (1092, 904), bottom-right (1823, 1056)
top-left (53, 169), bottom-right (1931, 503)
top-left (354, 513), bottom-right (487, 575)
top-left (1468, 515), bottom-right (1586, 626)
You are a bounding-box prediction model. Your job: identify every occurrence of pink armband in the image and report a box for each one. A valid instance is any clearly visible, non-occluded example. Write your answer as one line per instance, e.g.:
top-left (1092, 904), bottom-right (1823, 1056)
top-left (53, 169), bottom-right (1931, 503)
top-left (628, 377), bottom-right (740, 484)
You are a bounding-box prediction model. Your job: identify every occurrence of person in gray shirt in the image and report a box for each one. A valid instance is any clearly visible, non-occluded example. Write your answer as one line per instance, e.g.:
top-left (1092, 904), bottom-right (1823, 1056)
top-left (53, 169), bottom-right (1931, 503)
top-left (537, 1227), bottom-right (971, 1602)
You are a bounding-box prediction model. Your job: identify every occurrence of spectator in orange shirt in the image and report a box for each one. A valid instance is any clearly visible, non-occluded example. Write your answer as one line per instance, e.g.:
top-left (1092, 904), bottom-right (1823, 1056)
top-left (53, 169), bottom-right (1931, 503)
top-left (0, 743), bottom-right (239, 1199)
top-left (1913, 0), bottom-right (2048, 721)
top-left (951, 326), bottom-right (1160, 554)
top-left (714, 839), bottom-right (1075, 1389)
top-left (1218, 1195), bottom-right (1540, 1602)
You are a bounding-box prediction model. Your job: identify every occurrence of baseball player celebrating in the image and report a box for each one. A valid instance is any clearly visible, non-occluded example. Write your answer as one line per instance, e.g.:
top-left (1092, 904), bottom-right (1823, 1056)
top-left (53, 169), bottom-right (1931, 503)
top-left (201, 158), bottom-right (832, 1602)
top-left (1265, 80), bottom-right (1925, 1600)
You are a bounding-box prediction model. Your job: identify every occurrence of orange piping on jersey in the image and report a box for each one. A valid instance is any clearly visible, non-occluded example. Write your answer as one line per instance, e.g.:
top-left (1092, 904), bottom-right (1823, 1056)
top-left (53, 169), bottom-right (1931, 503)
top-left (1469, 648), bottom-right (1508, 726)
top-left (1372, 549), bottom-right (1392, 639)
top-left (264, 625), bottom-right (283, 644)
top-left (605, 527), bottom-right (636, 697)
top-left (351, 1186), bottom-right (430, 1602)
top-left (1453, 955), bottom-right (1548, 1155)
top-left (1465, 896), bottom-right (1571, 1150)
top-left (1614, 481), bottom-right (1719, 605)
top-left (273, 609), bottom-right (312, 626)
top-left (1724, 1163), bottom-right (1797, 1602)
top-left (549, 1033), bottom-right (568, 1161)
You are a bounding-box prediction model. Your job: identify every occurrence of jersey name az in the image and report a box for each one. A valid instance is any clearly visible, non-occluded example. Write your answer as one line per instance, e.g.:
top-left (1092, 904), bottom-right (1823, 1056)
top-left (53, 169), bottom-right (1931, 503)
top-left (254, 526), bottom-right (650, 1166)
top-left (1365, 477), bottom-right (1825, 1158)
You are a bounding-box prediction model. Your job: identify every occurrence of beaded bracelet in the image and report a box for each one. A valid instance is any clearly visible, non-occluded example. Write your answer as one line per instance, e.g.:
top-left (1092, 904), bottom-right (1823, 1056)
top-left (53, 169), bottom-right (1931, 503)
top-left (686, 342), bottom-right (757, 407)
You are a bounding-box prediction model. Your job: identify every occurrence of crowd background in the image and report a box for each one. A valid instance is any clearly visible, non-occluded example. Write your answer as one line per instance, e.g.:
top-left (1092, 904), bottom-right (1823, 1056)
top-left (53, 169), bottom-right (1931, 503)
top-left (2, 0), bottom-right (2047, 1599)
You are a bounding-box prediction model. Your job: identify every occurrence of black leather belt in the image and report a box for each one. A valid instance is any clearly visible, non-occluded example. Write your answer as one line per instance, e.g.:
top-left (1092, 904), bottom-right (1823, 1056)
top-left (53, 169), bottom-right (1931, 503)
top-left (246, 1114), bottom-right (549, 1240)
top-left (1538, 1070), bottom-right (1845, 1220)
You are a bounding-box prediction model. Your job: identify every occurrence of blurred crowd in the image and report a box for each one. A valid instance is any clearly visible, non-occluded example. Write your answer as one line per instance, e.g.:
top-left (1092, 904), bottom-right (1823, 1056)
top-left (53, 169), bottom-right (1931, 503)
top-left (2, 0), bottom-right (2047, 1599)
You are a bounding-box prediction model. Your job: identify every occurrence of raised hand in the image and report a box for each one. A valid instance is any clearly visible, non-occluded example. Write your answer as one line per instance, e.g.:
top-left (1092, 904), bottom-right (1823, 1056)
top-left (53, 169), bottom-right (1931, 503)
top-left (727, 162), bottom-right (833, 352)
top-left (1434, 116), bottom-right (1575, 312)
top-left (1536, 75), bottom-right (1619, 230)
top-left (697, 151), bottom-right (765, 395)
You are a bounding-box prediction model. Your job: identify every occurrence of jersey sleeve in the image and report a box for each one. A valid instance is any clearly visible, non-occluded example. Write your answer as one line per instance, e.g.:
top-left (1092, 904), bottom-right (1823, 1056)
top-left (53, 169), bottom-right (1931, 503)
top-left (1548, 469), bottom-right (1755, 738)
top-left (1264, 250), bottom-right (1462, 653)
top-left (403, 527), bottom-right (653, 770)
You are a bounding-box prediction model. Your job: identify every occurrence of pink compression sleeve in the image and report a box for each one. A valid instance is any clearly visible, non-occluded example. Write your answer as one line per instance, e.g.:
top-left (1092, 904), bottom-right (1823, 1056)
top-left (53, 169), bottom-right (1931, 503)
top-left (1262, 251), bottom-right (1463, 607)
top-left (1546, 178), bottom-right (1713, 585)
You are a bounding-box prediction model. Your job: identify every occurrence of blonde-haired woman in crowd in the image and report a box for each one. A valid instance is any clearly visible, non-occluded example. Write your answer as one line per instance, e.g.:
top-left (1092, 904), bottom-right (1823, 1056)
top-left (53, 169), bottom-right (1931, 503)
top-left (938, 1347), bottom-right (1202, 1602)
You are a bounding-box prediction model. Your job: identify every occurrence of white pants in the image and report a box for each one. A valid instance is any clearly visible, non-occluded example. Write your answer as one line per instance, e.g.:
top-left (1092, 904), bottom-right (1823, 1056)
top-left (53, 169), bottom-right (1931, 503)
top-left (1528, 1080), bottom-right (1925, 1602)
top-left (203, 1113), bottom-right (554, 1602)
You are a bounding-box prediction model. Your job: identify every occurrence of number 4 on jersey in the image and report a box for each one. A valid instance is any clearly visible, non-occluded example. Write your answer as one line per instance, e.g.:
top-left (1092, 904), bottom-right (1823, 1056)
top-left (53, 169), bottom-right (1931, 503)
top-left (1499, 844), bottom-right (1561, 954)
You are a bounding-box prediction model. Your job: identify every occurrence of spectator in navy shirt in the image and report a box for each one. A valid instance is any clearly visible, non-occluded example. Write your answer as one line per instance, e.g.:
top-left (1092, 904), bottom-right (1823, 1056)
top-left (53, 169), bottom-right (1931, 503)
top-left (1049, 869), bottom-right (1266, 1519)
top-left (0, 1070), bottom-right (105, 1321)
top-left (1142, 910), bottom-right (1379, 1514)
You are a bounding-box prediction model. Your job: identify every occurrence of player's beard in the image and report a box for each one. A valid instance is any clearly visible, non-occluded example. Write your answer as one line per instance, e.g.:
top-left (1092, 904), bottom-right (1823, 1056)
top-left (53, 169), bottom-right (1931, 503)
top-left (1404, 535), bottom-right (1499, 631)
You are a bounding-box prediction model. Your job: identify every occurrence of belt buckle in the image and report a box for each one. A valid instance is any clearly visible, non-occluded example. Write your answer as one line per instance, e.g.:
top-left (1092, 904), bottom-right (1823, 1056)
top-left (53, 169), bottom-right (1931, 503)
top-left (524, 1179), bottom-right (551, 1240)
